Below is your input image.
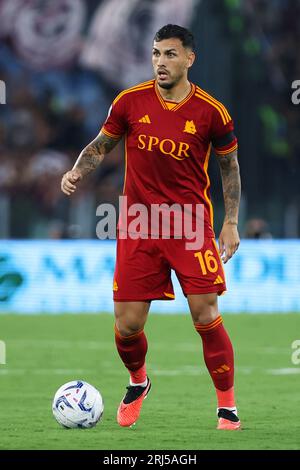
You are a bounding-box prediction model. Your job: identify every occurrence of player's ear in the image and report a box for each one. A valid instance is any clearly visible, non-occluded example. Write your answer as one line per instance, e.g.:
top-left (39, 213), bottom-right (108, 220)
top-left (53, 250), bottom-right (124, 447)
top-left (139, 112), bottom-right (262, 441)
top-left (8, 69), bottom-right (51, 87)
top-left (187, 51), bottom-right (195, 69)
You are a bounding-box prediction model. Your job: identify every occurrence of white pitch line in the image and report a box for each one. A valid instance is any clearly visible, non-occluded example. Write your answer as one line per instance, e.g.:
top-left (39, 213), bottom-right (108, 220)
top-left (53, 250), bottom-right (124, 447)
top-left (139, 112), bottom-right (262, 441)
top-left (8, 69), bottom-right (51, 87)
top-left (267, 368), bottom-right (300, 375)
top-left (1, 367), bottom-right (300, 377)
top-left (0, 369), bottom-right (94, 375)
top-left (3, 341), bottom-right (294, 355)
top-left (6, 340), bottom-right (112, 350)
top-left (0, 369), bottom-right (25, 375)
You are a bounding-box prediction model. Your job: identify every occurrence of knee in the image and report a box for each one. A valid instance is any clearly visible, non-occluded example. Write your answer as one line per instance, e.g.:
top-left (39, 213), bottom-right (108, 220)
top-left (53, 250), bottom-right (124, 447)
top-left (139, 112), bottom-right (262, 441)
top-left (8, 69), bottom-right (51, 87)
top-left (114, 308), bottom-right (146, 337)
top-left (194, 306), bottom-right (219, 325)
top-left (189, 294), bottom-right (219, 325)
top-left (114, 302), bottom-right (149, 337)
top-left (115, 321), bottom-right (142, 337)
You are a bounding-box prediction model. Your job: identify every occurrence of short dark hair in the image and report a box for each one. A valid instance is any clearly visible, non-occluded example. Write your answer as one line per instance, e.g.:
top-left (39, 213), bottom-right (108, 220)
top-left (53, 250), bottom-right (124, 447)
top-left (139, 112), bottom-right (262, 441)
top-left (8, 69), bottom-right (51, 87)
top-left (154, 24), bottom-right (195, 51)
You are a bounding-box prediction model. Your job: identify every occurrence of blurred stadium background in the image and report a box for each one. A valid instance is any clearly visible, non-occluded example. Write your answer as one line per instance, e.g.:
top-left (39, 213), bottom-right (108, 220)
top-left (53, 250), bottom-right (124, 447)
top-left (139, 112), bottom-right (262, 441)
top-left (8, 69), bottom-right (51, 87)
top-left (0, 0), bottom-right (300, 450)
top-left (0, 0), bottom-right (299, 314)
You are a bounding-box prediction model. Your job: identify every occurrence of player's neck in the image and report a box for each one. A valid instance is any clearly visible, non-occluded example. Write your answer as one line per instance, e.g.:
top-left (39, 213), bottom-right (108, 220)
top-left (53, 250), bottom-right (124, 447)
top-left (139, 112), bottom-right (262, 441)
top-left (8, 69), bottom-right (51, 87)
top-left (157, 79), bottom-right (191, 103)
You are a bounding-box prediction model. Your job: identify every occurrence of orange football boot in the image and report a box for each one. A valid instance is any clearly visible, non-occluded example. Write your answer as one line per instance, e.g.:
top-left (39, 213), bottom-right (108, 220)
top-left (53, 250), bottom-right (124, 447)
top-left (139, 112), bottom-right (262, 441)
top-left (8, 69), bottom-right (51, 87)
top-left (217, 408), bottom-right (241, 430)
top-left (117, 377), bottom-right (151, 427)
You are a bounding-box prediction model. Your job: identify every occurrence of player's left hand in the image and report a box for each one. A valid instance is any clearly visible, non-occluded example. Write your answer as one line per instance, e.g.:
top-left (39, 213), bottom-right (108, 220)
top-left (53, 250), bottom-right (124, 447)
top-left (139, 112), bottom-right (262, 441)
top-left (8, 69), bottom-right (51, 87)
top-left (218, 222), bottom-right (240, 263)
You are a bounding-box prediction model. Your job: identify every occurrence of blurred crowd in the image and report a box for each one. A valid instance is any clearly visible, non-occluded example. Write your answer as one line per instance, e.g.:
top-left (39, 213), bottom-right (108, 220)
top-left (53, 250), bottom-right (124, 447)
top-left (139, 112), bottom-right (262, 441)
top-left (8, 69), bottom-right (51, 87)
top-left (0, 0), bottom-right (299, 239)
top-left (220, 0), bottom-right (300, 238)
top-left (0, 49), bottom-right (123, 238)
top-left (236, 0), bottom-right (300, 85)
top-left (0, 0), bottom-right (202, 239)
top-left (223, 0), bottom-right (300, 162)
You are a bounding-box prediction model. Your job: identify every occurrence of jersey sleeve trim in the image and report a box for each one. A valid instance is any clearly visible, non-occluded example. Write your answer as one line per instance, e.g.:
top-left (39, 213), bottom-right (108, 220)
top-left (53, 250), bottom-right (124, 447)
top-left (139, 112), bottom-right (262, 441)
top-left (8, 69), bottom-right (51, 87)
top-left (196, 86), bottom-right (231, 121)
top-left (195, 87), bottom-right (231, 125)
top-left (113, 81), bottom-right (155, 106)
top-left (214, 141), bottom-right (238, 156)
top-left (101, 126), bottom-right (122, 139)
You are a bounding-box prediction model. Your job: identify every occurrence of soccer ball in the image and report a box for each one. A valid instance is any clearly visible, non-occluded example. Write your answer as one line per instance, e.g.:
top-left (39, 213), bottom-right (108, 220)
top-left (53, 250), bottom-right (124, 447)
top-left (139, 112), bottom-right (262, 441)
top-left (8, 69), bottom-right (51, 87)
top-left (52, 380), bottom-right (104, 429)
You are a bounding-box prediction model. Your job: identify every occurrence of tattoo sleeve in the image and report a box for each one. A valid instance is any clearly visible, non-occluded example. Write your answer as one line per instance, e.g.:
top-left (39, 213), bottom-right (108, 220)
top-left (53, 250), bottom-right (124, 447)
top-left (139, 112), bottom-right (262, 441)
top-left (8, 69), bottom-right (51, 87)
top-left (217, 149), bottom-right (241, 225)
top-left (73, 131), bottom-right (121, 177)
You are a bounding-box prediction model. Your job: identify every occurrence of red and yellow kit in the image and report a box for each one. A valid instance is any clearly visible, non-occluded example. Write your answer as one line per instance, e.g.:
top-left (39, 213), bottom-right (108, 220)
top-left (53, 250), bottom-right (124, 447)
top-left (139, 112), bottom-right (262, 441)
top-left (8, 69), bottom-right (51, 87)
top-left (101, 79), bottom-right (237, 301)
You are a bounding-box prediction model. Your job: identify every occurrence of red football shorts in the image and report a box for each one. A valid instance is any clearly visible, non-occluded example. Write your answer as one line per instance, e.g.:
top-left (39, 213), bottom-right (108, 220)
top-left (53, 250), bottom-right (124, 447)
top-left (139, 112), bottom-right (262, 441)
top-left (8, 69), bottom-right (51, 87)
top-left (113, 236), bottom-right (226, 301)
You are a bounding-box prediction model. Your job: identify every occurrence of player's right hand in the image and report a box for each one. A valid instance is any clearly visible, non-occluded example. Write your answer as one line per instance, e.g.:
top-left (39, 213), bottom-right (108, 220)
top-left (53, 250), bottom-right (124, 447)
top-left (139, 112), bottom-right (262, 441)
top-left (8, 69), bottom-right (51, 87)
top-left (61, 169), bottom-right (82, 196)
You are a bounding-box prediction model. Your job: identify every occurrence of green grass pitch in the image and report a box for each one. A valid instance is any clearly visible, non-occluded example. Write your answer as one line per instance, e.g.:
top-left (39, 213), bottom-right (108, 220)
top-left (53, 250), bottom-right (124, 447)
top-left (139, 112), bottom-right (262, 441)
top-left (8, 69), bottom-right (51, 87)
top-left (0, 313), bottom-right (299, 450)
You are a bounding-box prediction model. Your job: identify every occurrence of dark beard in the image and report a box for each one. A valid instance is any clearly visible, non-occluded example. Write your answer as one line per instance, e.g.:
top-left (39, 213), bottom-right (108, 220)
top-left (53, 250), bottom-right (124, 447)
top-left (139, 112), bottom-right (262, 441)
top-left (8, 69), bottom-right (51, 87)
top-left (158, 81), bottom-right (175, 90)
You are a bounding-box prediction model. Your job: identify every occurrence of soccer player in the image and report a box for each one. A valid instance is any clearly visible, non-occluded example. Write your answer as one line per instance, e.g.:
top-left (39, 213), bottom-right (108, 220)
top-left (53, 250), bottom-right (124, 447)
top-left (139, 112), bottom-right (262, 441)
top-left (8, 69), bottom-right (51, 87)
top-left (61, 24), bottom-right (241, 431)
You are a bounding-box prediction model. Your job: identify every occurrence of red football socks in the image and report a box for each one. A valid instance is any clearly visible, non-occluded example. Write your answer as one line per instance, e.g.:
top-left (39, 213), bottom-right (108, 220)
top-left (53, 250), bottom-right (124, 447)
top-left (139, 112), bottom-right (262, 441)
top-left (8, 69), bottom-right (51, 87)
top-left (115, 325), bottom-right (148, 384)
top-left (195, 316), bottom-right (236, 408)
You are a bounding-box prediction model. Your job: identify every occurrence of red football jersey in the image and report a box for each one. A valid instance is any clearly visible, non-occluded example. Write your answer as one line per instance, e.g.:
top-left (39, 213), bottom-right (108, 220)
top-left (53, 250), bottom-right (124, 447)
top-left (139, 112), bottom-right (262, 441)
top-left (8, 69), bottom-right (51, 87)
top-left (101, 79), bottom-right (237, 238)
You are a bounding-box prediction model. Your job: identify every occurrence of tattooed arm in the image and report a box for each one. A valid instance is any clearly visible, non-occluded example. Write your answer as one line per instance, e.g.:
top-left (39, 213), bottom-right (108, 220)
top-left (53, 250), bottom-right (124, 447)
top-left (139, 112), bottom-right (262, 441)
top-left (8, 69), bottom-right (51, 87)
top-left (217, 149), bottom-right (241, 263)
top-left (61, 132), bottom-right (121, 196)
